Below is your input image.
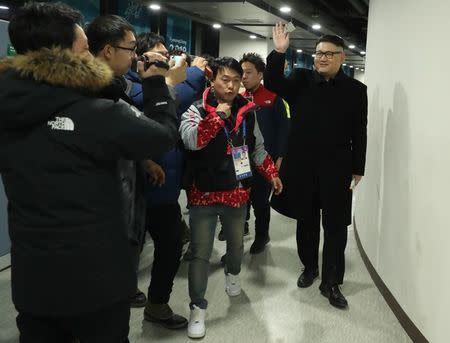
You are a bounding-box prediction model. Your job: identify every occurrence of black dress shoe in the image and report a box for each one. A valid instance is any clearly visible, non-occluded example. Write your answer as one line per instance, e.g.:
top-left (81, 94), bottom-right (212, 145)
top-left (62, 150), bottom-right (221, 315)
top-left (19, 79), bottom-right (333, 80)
top-left (144, 311), bottom-right (188, 329)
top-left (249, 236), bottom-right (270, 255)
top-left (297, 269), bottom-right (319, 288)
top-left (129, 289), bottom-right (147, 308)
top-left (319, 283), bottom-right (348, 309)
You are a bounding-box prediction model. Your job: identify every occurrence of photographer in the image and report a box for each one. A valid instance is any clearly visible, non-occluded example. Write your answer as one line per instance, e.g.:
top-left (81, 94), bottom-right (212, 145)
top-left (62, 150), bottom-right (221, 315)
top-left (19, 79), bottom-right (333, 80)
top-left (124, 32), bottom-right (208, 330)
top-left (0, 3), bottom-right (177, 342)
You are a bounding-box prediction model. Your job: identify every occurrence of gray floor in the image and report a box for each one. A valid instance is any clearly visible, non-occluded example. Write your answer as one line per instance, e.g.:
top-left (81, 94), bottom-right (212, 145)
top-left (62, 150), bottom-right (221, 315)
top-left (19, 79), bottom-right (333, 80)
top-left (0, 198), bottom-right (411, 343)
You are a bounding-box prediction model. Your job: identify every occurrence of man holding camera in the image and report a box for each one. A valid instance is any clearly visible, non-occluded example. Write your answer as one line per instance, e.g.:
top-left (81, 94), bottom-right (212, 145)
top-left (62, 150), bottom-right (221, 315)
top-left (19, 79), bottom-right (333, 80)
top-left (124, 32), bottom-right (208, 329)
top-left (0, 3), bottom-right (178, 342)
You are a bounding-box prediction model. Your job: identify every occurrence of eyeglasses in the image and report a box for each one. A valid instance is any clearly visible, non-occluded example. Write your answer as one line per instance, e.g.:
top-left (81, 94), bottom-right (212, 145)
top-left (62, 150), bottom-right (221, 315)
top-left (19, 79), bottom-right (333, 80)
top-left (113, 45), bottom-right (137, 55)
top-left (315, 51), bottom-right (342, 59)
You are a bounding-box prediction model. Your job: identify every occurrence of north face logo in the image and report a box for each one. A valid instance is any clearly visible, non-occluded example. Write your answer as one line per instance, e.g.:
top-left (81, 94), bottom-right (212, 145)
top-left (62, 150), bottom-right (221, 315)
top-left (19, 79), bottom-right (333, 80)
top-left (48, 117), bottom-right (75, 131)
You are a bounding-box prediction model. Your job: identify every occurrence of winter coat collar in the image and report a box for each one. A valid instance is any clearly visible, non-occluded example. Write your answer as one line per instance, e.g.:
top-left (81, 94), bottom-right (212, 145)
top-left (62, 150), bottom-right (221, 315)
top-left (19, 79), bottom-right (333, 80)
top-left (0, 48), bottom-right (113, 92)
top-left (313, 68), bottom-right (346, 85)
top-left (201, 87), bottom-right (256, 133)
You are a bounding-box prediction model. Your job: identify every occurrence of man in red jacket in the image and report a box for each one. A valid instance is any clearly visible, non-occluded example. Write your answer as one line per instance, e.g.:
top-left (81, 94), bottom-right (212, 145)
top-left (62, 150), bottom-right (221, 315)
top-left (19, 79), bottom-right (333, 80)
top-left (240, 52), bottom-right (290, 254)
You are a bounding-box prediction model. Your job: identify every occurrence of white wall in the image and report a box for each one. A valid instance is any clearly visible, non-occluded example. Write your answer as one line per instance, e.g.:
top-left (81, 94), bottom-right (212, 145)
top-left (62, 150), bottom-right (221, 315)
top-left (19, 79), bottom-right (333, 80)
top-left (219, 26), bottom-right (270, 61)
top-left (354, 70), bottom-right (365, 84)
top-left (355, 0), bottom-right (450, 342)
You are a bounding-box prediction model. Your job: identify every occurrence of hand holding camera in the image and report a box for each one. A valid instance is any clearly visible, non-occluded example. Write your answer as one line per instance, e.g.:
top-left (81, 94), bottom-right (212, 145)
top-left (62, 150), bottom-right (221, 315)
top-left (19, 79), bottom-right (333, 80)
top-left (137, 52), bottom-right (170, 79)
top-left (166, 54), bottom-right (188, 87)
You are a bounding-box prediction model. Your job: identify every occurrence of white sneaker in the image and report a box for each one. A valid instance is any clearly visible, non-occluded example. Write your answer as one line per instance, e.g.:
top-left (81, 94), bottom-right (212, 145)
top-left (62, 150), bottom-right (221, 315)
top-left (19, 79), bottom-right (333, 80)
top-left (188, 305), bottom-right (206, 338)
top-left (225, 273), bottom-right (241, 296)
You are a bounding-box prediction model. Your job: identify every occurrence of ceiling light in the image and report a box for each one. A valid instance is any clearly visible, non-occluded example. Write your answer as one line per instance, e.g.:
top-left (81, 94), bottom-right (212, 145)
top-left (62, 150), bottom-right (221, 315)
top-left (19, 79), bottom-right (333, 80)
top-left (0, 5), bottom-right (9, 10)
top-left (360, 51), bottom-right (366, 55)
top-left (212, 23), bottom-right (222, 29)
top-left (361, 69), bottom-right (365, 71)
top-left (356, 67), bottom-right (360, 70)
top-left (149, 4), bottom-right (161, 10)
top-left (296, 49), bottom-right (303, 53)
top-left (350, 65), bottom-right (354, 68)
top-left (249, 35), bottom-right (257, 39)
top-left (348, 44), bottom-right (355, 49)
top-left (312, 24), bottom-right (321, 30)
top-left (343, 63), bottom-right (347, 66)
top-left (312, 54), bottom-right (316, 57)
top-left (280, 6), bottom-right (291, 13)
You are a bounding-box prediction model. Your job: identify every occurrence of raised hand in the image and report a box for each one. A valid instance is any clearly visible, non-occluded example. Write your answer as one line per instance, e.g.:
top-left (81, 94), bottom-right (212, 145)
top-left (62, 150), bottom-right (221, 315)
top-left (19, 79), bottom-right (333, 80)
top-left (272, 22), bottom-right (290, 53)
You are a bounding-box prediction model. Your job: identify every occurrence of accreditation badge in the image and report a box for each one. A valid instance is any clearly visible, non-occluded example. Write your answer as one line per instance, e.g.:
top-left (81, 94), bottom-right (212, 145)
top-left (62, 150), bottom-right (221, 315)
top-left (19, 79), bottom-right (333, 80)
top-left (231, 145), bottom-right (252, 180)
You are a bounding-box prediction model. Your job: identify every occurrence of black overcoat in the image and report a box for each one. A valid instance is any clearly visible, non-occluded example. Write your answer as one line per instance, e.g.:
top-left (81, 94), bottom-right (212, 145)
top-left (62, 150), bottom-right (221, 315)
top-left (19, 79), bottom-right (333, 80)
top-left (265, 51), bottom-right (368, 227)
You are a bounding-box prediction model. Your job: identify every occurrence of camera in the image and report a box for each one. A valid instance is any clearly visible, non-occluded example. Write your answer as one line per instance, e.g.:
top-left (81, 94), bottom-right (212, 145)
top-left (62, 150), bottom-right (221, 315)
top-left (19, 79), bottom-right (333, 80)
top-left (170, 49), bottom-right (193, 67)
top-left (137, 55), bottom-right (170, 71)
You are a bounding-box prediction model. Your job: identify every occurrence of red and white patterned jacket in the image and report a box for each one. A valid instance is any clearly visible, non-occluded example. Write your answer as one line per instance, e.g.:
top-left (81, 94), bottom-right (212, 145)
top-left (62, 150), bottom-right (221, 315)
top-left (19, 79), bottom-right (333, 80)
top-left (179, 88), bottom-right (278, 207)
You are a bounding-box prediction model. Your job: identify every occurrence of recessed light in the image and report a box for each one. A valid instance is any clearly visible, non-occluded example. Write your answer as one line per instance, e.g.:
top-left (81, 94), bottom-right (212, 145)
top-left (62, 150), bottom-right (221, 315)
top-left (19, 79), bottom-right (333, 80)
top-left (297, 49), bottom-right (302, 53)
top-left (149, 4), bottom-right (161, 11)
top-left (312, 24), bottom-right (321, 30)
top-left (280, 6), bottom-right (291, 13)
top-left (312, 54), bottom-right (316, 57)
top-left (249, 35), bottom-right (257, 39)
top-left (213, 23), bottom-right (222, 29)
top-left (343, 63), bottom-right (347, 66)
top-left (356, 67), bottom-right (360, 70)
top-left (361, 69), bottom-right (365, 71)
top-left (348, 44), bottom-right (355, 49)
top-left (360, 51), bottom-right (366, 55)
top-left (0, 5), bottom-right (9, 10)
top-left (350, 65), bottom-right (354, 68)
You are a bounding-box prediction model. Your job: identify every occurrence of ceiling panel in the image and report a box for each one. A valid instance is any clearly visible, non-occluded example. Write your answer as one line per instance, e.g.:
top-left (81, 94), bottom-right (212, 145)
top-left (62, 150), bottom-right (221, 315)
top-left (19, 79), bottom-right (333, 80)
top-left (163, 1), bottom-right (367, 67)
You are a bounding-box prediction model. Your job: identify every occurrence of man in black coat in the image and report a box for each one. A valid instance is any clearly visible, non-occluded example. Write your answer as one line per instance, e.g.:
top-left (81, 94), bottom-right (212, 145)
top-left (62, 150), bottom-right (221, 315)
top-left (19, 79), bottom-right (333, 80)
top-left (0, 3), bottom-right (178, 342)
top-left (265, 23), bottom-right (368, 309)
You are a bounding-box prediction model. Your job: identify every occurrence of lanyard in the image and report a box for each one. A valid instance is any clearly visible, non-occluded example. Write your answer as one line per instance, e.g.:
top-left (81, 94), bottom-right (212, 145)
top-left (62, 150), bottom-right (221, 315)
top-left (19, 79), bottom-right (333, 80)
top-left (223, 119), bottom-right (246, 148)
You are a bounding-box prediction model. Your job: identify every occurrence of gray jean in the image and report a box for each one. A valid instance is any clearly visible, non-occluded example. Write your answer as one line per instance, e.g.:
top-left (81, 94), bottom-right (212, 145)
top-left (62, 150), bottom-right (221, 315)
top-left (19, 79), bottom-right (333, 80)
top-left (188, 204), bottom-right (247, 309)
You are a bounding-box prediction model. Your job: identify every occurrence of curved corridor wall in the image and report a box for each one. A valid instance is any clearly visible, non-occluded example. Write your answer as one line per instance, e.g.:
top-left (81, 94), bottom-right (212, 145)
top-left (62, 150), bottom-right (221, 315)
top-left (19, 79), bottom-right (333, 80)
top-left (354, 1), bottom-right (450, 342)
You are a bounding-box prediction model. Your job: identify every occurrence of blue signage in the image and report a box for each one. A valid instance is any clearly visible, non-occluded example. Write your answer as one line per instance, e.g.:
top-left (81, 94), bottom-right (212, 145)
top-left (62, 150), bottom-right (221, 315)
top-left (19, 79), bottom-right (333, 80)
top-left (50, 0), bottom-right (100, 24)
top-left (166, 14), bottom-right (192, 53)
top-left (118, 1), bottom-right (152, 34)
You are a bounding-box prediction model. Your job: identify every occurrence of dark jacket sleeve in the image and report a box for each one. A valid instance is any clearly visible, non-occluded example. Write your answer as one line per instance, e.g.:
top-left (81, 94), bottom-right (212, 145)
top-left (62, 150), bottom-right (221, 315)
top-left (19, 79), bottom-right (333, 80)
top-left (264, 50), bottom-right (298, 105)
top-left (175, 66), bottom-right (205, 116)
top-left (273, 95), bottom-right (291, 158)
top-left (78, 75), bottom-right (178, 161)
top-left (351, 84), bottom-right (368, 175)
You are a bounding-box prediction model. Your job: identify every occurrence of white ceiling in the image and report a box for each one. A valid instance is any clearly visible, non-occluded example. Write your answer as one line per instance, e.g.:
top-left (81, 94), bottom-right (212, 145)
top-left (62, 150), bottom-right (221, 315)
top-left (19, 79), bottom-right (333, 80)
top-left (164, 1), bottom-right (366, 67)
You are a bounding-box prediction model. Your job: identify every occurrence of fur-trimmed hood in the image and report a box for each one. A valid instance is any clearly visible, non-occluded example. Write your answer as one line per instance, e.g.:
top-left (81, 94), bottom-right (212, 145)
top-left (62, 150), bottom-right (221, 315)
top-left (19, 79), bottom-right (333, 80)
top-left (0, 48), bottom-right (113, 91)
top-left (0, 48), bottom-right (113, 129)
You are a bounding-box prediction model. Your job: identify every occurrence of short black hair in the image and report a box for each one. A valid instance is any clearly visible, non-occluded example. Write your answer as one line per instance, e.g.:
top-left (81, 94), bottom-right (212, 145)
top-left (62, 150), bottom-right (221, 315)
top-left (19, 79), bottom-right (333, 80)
top-left (210, 57), bottom-right (243, 80)
top-left (239, 53), bottom-right (266, 73)
top-left (316, 35), bottom-right (345, 49)
top-left (136, 32), bottom-right (166, 56)
top-left (86, 15), bottom-right (135, 55)
top-left (8, 2), bottom-right (82, 54)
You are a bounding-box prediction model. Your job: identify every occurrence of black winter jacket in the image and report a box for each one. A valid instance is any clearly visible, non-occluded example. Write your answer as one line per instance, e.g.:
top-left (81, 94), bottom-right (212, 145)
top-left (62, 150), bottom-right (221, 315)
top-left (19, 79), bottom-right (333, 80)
top-left (0, 48), bottom-right (178, 316)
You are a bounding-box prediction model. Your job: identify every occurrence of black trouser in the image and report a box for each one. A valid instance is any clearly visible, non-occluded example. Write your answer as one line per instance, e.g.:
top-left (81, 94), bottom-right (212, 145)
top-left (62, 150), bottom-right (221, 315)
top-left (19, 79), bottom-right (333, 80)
top-left (16, 300), bottom-right (130, 343)
top-left (248, 172), bottom-right (272, 238)
top-left (295, 193), bottom-right (348, 285)
top-left (146, 203), bottom-right (183, 304)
